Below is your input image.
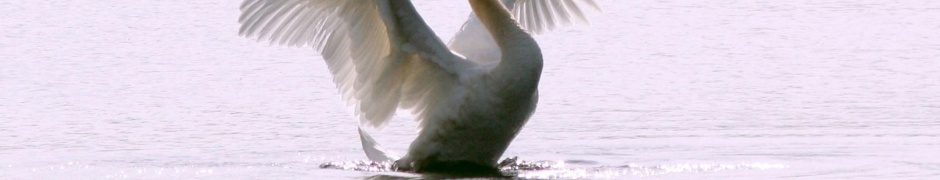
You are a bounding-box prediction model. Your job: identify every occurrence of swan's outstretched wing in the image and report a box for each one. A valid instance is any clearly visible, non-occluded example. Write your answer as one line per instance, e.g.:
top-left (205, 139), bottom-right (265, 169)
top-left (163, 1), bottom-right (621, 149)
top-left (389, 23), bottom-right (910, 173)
top-left (239, 0), bottom-right (469, 128)
top-left (449, 0), bottom-right (600, 64)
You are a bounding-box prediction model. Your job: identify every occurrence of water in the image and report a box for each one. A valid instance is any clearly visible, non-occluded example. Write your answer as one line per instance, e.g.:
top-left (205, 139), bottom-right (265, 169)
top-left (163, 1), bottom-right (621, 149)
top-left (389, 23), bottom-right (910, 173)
top-left (2, 0), bottom-right (939, 179)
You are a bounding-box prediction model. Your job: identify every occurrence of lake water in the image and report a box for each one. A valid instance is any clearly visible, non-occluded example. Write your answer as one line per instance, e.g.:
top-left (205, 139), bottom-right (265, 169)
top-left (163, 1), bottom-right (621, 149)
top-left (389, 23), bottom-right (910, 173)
top-left (2, 0), bottom-right (939, 179)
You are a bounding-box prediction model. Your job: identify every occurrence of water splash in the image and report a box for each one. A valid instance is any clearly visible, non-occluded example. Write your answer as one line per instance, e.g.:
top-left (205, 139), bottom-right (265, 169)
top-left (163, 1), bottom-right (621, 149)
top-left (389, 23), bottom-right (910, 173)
top-left (516, 162), bottom-right (789, 179)
top-left (319, 157), bottom-right (788, 179)
top-left (318, 160), bottom-right (396, 172)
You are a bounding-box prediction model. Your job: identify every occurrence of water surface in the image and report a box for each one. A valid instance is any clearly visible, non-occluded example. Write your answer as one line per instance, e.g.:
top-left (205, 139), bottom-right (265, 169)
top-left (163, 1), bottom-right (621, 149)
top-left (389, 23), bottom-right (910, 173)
top-left (1, 0), bottom-right (939, 179)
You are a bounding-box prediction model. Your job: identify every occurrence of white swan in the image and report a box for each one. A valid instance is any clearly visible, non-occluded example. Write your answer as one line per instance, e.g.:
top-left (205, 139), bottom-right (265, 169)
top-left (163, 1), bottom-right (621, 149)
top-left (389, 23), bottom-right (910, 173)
top-left (238, 0), bottom-right (597, 174)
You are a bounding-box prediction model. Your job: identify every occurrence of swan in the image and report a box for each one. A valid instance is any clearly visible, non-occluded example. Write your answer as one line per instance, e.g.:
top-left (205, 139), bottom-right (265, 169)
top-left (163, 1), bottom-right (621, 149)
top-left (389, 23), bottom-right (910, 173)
top-left (238, 0), bottom-right (597, 175)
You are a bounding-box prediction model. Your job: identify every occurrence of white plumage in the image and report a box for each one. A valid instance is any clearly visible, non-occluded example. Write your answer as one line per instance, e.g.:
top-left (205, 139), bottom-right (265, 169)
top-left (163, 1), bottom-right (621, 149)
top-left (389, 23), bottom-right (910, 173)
top-left (239, 0), bottom-right (597, 173)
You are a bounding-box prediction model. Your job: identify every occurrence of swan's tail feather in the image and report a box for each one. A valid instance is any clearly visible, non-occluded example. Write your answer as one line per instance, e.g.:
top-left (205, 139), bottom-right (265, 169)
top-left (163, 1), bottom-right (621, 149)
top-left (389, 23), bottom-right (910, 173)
top-left (357, 127), bottom-right (401, 162)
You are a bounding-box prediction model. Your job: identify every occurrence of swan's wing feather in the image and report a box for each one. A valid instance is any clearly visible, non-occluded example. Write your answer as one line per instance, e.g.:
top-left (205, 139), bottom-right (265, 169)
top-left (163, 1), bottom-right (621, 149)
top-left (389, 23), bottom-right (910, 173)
top-left (358, 127), bottom-right (400, 162)
top-left (448, 0), bottom-right (600, 64)
top-left (239, 0), bottom-right (466, 128)
top-left (513, 0), bottom-right (600, 34)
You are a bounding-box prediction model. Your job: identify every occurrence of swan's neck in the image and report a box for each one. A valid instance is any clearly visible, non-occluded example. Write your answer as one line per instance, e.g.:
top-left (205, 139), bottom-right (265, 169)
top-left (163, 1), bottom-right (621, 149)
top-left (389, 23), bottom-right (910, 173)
top-left (469, 0), bottom-right (542, 88)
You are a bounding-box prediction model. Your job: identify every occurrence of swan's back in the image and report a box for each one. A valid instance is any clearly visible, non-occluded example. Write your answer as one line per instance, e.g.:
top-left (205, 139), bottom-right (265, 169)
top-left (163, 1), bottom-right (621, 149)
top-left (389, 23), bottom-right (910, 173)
top-left (393, 0), bottom-right (554, 173)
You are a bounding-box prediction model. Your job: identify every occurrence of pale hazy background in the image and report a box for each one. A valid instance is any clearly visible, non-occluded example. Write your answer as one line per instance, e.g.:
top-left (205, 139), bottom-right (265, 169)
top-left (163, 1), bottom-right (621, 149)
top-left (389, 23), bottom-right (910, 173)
top-left (2, 0), bottom-right (939, 179)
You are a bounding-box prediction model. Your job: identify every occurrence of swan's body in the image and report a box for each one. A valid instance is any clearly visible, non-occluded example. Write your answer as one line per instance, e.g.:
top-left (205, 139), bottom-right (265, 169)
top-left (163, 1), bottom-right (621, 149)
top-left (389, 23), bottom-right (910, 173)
top-left (239, 0), bottom-right (596, 174)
